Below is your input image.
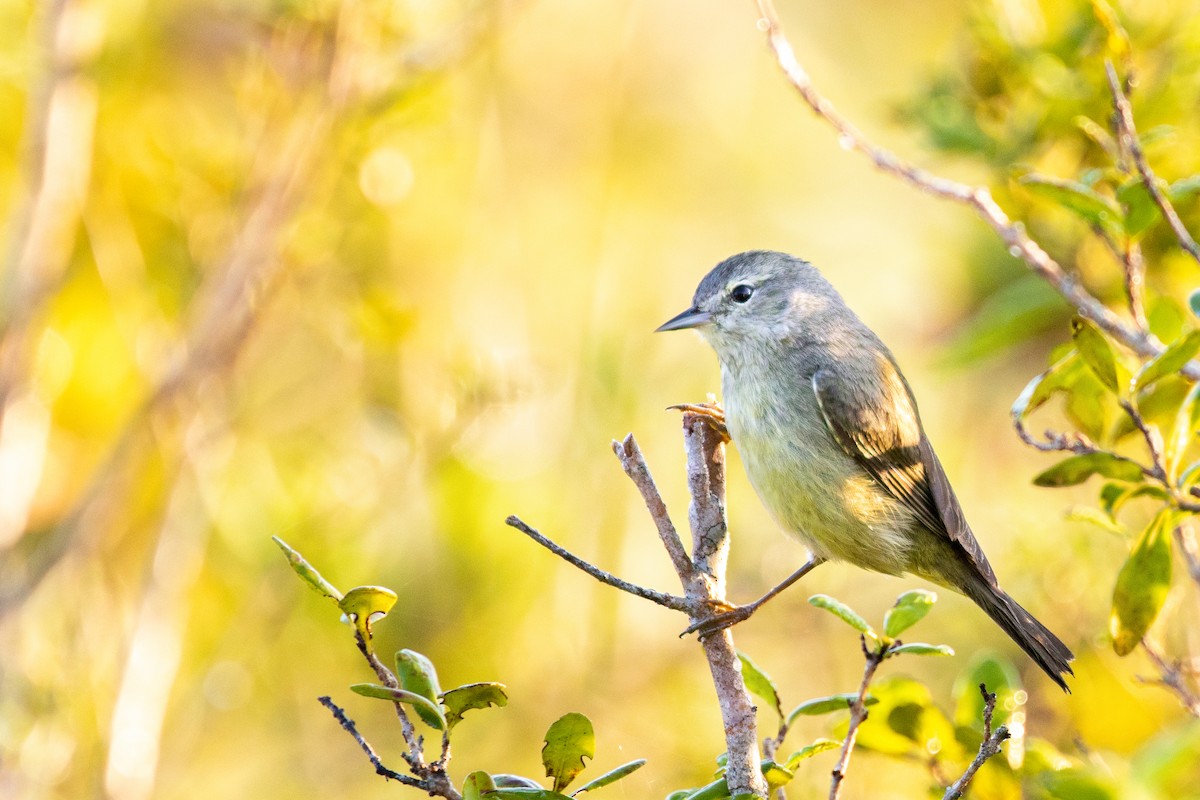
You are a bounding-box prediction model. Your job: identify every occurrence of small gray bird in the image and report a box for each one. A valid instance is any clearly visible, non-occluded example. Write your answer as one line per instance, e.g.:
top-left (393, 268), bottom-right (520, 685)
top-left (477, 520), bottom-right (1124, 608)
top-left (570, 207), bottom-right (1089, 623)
top-left (658, 250), bottom-right (1074, 691)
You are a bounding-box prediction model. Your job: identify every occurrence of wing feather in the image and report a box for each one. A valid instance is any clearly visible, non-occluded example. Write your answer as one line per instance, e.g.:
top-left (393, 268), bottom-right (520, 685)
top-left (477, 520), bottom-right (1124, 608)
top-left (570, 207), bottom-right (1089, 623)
top-left (811, 359), bottom-right (996, 585)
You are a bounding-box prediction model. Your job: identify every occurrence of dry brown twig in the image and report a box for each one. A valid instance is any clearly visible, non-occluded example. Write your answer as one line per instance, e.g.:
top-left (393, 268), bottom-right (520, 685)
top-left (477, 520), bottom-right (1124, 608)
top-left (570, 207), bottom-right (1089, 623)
top-left (942, 685), bottom-right (1011, 800)
top-left (507, 415), bottom-right (769, 798)
top-left (1105, 61), bottom-right (1200, 268)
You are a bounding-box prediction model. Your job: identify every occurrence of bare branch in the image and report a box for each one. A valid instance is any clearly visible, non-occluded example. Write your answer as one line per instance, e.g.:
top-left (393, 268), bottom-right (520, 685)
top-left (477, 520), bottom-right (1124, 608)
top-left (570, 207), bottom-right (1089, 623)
top-left (611, 434), bottom-right (691, 576)
top-left (751, 0), bottom-right (1190, 376)
top-left (1140, 640), bottom-right (1200, 718)
top-left (678, 414), bottom-right (768, 799)
top-left (504, 515), bottom-right (690, 612)
top-left (1106, 61), bottom-right (1200, 267)
top-left (829, 638), bottom-right (884, 800)
top-left (942, 684), bottom-right (1011, 800)
top-left (318, 696), bottom-right (426, 789)
top-left (353, 629), bottom-right (425, 770)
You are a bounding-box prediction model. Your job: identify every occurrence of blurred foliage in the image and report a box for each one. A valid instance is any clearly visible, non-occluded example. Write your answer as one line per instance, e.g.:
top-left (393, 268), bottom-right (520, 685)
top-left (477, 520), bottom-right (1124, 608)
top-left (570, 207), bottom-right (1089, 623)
top-left (3, 0), bottom-right (1200, 799)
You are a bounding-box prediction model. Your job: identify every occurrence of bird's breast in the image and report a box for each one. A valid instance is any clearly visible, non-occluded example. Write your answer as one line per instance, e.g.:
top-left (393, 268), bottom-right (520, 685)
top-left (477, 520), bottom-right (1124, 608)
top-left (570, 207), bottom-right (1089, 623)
top-left (721, 362), bottom-right (915, 574)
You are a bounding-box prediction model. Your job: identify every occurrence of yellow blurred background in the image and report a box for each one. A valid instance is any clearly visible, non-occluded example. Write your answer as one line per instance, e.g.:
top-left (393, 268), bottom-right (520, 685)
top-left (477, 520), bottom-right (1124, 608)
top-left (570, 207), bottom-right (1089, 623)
top-left (1, 1), bottom-right (1195, 798)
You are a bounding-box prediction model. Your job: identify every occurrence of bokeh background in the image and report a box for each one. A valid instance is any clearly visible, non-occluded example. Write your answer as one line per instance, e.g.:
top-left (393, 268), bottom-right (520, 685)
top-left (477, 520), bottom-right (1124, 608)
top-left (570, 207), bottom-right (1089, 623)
top-left (2, 0), bottom-right (1198, 798)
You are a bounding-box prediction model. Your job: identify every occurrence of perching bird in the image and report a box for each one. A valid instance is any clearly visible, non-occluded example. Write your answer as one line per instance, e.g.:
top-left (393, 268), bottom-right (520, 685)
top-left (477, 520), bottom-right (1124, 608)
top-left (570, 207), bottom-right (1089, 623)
top-left (657, 250), bottom-right (1074, 691)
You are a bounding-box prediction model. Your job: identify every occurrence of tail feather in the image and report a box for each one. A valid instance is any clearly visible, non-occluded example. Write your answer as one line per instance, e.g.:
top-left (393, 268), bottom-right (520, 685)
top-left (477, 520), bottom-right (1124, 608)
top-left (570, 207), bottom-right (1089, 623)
top-left (965, 582), bottom-right (1074, 692)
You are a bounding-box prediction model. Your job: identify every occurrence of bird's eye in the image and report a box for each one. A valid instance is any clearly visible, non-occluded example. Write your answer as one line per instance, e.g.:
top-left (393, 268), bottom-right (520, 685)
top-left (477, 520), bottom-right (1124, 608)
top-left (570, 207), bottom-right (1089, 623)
top-left (730, 284), bottom-right (754, 303)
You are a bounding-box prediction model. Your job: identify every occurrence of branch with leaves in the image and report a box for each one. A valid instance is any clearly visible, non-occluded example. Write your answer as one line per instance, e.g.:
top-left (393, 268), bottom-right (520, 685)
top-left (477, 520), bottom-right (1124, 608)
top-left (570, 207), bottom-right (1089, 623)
top-left (275, 536), bottom-right (647, 799)
top-left (750, 0), bottom-right (1200, 717)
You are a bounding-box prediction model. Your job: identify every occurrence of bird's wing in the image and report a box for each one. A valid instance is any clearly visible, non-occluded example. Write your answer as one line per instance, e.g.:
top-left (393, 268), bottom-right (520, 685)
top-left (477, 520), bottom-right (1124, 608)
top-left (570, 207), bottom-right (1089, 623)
top-left (811, 358), bottom-right (997, 585)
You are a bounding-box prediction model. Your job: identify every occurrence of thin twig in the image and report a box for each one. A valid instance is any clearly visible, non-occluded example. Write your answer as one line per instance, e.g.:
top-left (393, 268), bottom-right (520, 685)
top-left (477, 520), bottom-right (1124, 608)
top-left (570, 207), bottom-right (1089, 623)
top-left (751, 0), bottom-right (1196, 379)
top-left (318, 696), bottom-right (426, 788)
top-left (353, 629), bottom-right (425, 770)
top-left (829, 638), bottom-right (884, 800)
top-left (1119, 399), bottom-right (1168, 483)
top-left (504, 515), bottom-right (690, 611)
top-left (1173, 524), bottom-right (1200, 588)
top-left (1121, 239), bottom-right (1149, 331)
top-left (1106, 61), bottom-right (1200, 267)
top-left (1140, 640), bottom-right (1200, 717)
top-left (611, 433), bottom-right (691, 576)
top-left (942, 685), bottom-right (1011, 800)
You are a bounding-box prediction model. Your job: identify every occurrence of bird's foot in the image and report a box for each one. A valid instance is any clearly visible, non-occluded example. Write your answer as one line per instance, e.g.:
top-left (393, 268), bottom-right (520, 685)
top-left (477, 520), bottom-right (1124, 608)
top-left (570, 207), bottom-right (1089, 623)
top-left (668, 402), bottom-right (729, 442)
top-left (681, 598), bottom-right (760, 639)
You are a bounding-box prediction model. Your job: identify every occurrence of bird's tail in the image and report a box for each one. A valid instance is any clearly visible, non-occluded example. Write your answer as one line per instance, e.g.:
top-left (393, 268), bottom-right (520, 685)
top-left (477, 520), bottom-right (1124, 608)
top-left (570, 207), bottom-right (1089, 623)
top-left (963, 580), bottom-right (1074, 692)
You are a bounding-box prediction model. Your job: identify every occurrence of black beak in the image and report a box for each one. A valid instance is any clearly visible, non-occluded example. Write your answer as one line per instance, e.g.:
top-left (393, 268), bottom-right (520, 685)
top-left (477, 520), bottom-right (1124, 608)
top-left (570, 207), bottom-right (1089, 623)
top-left (655, 307), bottom-right (712, 332)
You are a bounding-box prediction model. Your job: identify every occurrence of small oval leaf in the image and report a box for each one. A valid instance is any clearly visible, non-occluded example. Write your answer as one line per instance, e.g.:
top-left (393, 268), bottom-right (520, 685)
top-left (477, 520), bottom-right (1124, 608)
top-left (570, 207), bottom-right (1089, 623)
top-left (737, 652), bottom-right (782, 719)
top-left (442, 682), bottom-right (509, 730)
top-left (784, 738), bottom-right (841, 769)
top-left (761, 760), bottom-right (794, 790)
top-left (572, 760), bottom-right (646, 794)
top-left (395, 650), bottom-right (442, 706)
top-left (349, 683), bottom-right (447, 730)
top-left (808, 594), bottom-right (875, 639)
top-left (888, 643), bottom-right (955, 657)
top-left (786, 693), bottom-right (878, 725)
top-left (463, 771), bottom-right (497, 800)
top-left (1110, 513), bottom-right (1174, 656)
top-left (273, 536), bottom-right (343, 602)
top-left (338, 586), bottom-right (398, 628)
top-left (541, 713), bottom-right (595, 793)
top-left (883, 590), bottom-right (937, 638)
top-left (1072, 317), bottom-right (1122, 393)
top-left (1134, 329), bottom-right (1200, 391)
top-left (1032, 453), bottom-right (1144, 487)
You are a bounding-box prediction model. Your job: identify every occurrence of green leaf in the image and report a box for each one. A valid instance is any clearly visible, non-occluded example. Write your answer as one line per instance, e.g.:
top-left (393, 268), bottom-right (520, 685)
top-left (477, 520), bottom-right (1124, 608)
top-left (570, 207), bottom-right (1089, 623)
top-left (338, 586), bottom-right (398, 645)
top-left (394, 650), bottom-right (444, 728)
top-left (1032, 453), bottom-right (1144, 487)
top-left (784, 738), bottom-right (841, 769)
top-left (273, 536), bottom-right (343, 601)
top-left (737, 652), bottom-right (782, 719)
top-left (396, 650), bottom-right (441, 703)
top-left (1134, 330), bottom-right (1200, 391)
top-left (679, 778), bottom-right (730, 800)
top-left (808, 595), bottom-right (876, 640)
top-left (953, 654), bottom-right (1023, 731)
top-left (1169, 175), bottom-right (1200, 203)
top-left (847, 676), bottom-right (962, 763)
top-left (1167, 382), bottom-right (1200, 477)
top-left (760, 761), bottom-right (794, 790)
top-left (485, 790), bottom-right (572, 799)
top-left (1099, 482), bottom-right (1170, 517)
top-left (1011, 351), bottom-right (1084, 423)
top-left (494, 775), bottom-right (544, 789)
top-left (1066, 505), bottom-right (1127, 536)
top-left (350, 683), bottom-right (447, 730)
top-left (1116, 178), bottom-right (1160, 237)
top-left (1110, 512), bottom-right (1174, 656)
top-left (464, 771), bottom-right (497, 800)
top-left (1190, 289), bottom-right (1200, 319)
top-left (786, 694), bottom-right (877, 725)
top-left (1072, 317), bottom-right (1122, 393)
top-left (442, 682), bottom-right (508, 729)
top-left (572, 759), bottom-right (646, 794)
top-left (541, 713), bottom-right (595, 793)
top-left (887, 643), bottom-right (955, 657)
top-left (883, 589), bottom-right (937, 638)
top-left (1019, 173), bottom-right (1121, 236)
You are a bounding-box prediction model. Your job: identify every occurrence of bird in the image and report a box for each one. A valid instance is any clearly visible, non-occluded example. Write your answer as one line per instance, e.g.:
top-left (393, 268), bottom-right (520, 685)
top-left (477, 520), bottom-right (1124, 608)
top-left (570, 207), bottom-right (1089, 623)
top-left (657, 250), bottom-right (1074, 691)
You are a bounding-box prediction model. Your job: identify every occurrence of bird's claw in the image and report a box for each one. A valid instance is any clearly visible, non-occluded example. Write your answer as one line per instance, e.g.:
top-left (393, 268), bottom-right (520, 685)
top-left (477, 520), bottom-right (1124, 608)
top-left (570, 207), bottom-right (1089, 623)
top-left (668, 402), bottom-right (729, 442)
top-left (681, 600), bottom-right (756, 639)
